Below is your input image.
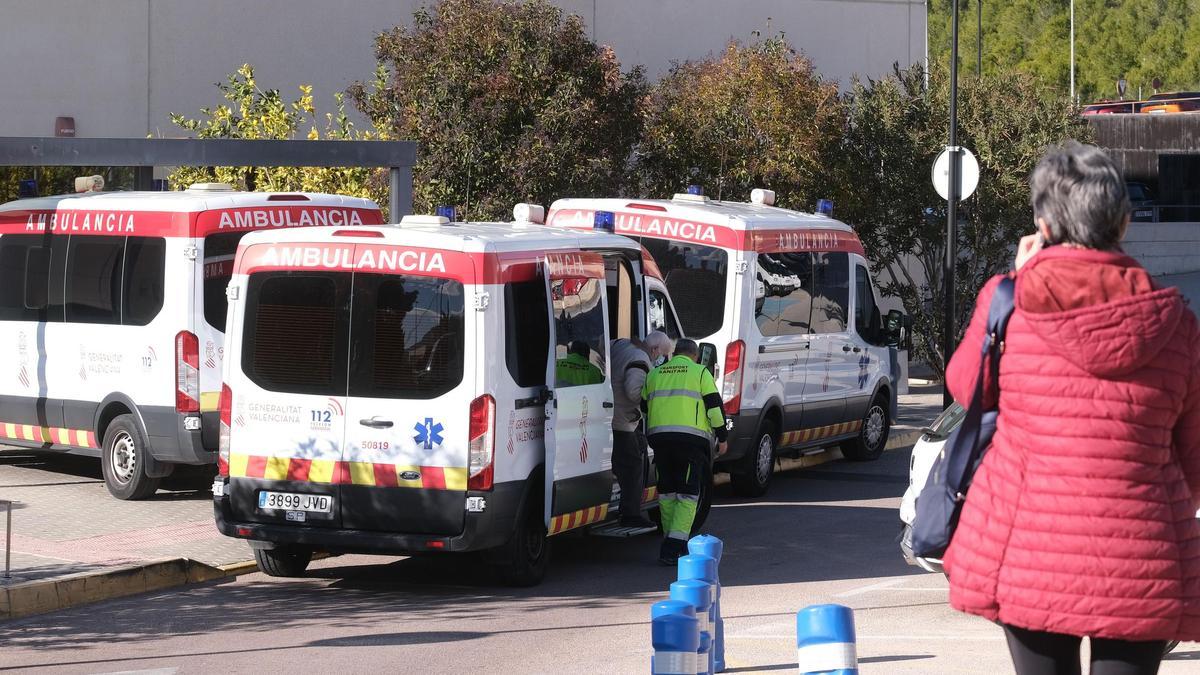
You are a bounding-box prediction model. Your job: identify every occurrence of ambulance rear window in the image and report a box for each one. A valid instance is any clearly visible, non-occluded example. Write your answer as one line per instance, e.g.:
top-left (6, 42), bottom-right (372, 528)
top-left (348, 274), bottom-right (465, 399)
top-left (203, 232), bottom-right (246, 331)
top-left (242, 272), bottom-right (350, 396)
top-left (639, 238), bottom-right (727, 339)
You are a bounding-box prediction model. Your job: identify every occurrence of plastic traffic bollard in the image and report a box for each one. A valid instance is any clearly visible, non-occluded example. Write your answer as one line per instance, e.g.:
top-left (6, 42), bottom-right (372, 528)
top-left (651, 600), bottom-right (700, 675)
top-left (687, 535), bottom-right (725, 672)
top-left (678, 551), bottom-right (719, 673)
top-left (796, 604), bottom-right (858, 675)
top-left (670, 578), bottom-right (714, 675)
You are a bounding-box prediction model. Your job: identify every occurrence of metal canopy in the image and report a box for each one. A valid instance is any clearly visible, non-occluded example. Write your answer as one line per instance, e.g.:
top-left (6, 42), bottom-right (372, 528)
top-left (0, 136), bottom-right (416, 218)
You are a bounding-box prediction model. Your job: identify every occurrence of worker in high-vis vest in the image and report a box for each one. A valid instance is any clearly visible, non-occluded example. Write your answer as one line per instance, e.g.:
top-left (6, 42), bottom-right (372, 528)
top-left (642, 338), bottom-right (727, 565)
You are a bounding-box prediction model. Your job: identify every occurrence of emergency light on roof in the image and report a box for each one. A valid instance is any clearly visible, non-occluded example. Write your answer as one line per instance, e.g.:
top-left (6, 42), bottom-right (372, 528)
top-left (17, 179), bottom-right (37, 198)
top-left (74, 175), bottom-right (104, 193)
top-left (435, 205), bottom-right (456, 221)
top-left (187, 182), bottom-right (234, 192)
top-left (513, 203), bottom-right (545, 224)
top-left (750, 188), bottom-right (776, 206)
top-left (816, 199), bottom-right (834, 217)
top-left (593, 210), bottom-right (616, 233)
top-left (400, 215), bottom-right (451, 226)
top-left (687, 184), bottom-right (704, 195)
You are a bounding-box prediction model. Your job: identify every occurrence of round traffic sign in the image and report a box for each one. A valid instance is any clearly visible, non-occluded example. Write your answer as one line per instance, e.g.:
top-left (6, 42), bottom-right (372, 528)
top-left (932, 147), bottom-right (980, 201)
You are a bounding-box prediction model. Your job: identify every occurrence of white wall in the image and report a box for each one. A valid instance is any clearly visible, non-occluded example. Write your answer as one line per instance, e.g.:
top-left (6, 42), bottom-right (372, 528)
top-left (0, 0), bottom-right (927, 138)
top-left (1122, 223), bottom-right (1200, 276)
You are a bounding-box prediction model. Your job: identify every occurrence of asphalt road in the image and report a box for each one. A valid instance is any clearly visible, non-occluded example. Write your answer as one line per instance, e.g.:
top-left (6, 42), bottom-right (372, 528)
top-left (1, 448), bottom-right (1197, 674)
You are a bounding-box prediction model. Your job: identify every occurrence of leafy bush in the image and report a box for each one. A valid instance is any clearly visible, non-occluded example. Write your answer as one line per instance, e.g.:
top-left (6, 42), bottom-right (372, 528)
top-left (168, 64), bottom-right (385, 214)
top-left (636, 37), bottom-right (843, 206)
top-left (348, 0), bottom-right (646, 221)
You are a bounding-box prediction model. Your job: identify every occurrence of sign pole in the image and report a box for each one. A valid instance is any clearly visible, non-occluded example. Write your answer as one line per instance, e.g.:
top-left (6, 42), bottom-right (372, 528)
top-left (944, 0), bottom-right (961, 408)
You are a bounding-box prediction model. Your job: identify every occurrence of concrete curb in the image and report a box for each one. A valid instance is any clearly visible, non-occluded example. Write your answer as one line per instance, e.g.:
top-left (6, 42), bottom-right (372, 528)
top-left (0, 557), bottom-right (240, 622)
top-left (713, 428), bottom-right (923, 487)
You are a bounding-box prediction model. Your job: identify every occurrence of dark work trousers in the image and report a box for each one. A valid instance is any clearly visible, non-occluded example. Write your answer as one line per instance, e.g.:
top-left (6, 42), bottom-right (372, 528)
top-left (612, 429), bottom-right (647, 518)
top-left (649, 432), bottom-right (710, 539)
top-left (1002, 624), bottom-right (1166, 675)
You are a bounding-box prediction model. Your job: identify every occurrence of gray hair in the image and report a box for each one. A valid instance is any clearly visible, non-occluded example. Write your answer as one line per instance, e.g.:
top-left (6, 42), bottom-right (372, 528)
top-left (642, 330), bottom-right (673, 355)
top-left (1029, 141), bottom-right (1129, 250)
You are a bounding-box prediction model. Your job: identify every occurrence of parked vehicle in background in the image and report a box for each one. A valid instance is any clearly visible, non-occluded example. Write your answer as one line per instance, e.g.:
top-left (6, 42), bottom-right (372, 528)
top-left (1081, 100), bottom-right (1138, 115)
top-left (547, 189), bottom-right (910, 498)
top-left (0, 181), bottom-right (382, 499)
top-left (1127, 182), bottom-right (1156, 222)
top-left (1139, 91), bottom-right (1200, 114)
top-left (213, 205), bottom-right (700, 585)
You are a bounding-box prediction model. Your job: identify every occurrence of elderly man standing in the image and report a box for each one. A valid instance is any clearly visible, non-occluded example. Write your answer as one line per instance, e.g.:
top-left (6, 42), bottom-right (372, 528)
top-left (610, 330), bottom-right (672, 529)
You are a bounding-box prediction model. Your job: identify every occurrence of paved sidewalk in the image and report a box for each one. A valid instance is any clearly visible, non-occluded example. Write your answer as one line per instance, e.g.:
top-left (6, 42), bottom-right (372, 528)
top-left (0, 383), bottom-right (942, 594)
top-left (0, 453), bottom-right (250, 587)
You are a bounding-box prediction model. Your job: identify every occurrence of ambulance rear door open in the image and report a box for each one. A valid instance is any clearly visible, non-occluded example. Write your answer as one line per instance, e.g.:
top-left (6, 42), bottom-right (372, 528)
top-left (542, 251), bottom-right (616, 534)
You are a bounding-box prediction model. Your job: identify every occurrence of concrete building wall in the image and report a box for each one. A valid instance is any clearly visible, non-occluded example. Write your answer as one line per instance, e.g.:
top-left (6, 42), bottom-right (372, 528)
top-left (0, 0), bottom-right (926, 139)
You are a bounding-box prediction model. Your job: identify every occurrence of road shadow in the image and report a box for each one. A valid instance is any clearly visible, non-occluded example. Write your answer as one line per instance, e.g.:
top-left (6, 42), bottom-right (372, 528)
top-left (0, 449), bottom-right (214, 498)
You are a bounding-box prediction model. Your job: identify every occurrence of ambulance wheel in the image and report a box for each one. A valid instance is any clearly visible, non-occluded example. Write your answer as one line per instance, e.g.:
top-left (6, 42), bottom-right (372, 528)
top-left (731, 420), bottom-right (776, 497)
top-left (841, 394), bottom-right (890, 462)
top-left (496, 498), bottom-right (549, 587)
top-left (101, 415), bottom-right (161, 500)
top-left (253, 546), bottom-right (313, 577)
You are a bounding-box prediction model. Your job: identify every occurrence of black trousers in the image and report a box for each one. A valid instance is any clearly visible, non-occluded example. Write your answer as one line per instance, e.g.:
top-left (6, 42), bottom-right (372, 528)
top-left (1002, 624), bottom-right (1166, 675)
top-left (612, 429), bottom-right (647, 518)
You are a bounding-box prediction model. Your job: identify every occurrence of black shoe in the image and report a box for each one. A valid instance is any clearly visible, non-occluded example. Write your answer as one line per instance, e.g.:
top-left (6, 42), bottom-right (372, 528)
top-left (620, 515), bottom-right (656, 529)
top-left (658, 539), bottom-right (685, 566)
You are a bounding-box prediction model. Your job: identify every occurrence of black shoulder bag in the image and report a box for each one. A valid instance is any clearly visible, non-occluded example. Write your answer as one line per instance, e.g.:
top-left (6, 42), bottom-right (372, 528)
top-left (910, 276), bottom-right (1016, 560)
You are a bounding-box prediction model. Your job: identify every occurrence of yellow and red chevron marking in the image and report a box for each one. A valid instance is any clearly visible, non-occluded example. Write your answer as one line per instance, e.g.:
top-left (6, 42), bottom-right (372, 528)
top-left (779, 420), bottom-right (863, 448)
top-left (548, 503), bottom-right (609, 536)
top-left (641, 486), bottom-right (658, 503)
top-left (228, 453), bottom-right (468, 490)
top-left (0, 422), bottom-right (97, 448)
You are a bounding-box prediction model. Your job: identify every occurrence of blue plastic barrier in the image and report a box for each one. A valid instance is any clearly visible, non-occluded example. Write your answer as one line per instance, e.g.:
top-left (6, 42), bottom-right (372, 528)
top-left (651, 600), bottom-right (699, 675)
top-left (687, 535), bottom-right (725, 672)
top-left (670, 578), bottom-right (714, 674)
top-left (796, 604), bottom-right (858, 675)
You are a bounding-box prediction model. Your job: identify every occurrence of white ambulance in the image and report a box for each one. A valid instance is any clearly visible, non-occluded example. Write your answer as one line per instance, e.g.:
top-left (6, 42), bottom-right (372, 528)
top-left (547, 189), bottom-right (910, 497)
top-left (212, 206), bottom-right (695, 584)
top-left (0, 182), bottom-right (382, 499)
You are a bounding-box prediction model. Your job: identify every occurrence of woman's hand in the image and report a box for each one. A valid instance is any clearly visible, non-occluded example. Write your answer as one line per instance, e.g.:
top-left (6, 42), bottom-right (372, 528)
top-left (1015, 233), bottom-right (1043, 270)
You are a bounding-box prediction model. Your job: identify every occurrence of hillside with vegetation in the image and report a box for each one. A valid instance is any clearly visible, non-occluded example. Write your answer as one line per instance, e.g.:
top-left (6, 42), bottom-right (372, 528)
top-left (929, 0), bottom-right (1200, 102)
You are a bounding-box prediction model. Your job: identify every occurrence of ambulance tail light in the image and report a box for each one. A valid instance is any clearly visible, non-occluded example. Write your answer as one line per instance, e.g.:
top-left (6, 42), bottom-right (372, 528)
top-left (218, 384), bottom-right (232, 476)
top-left (722, 340), bottom-right (745, 415)
top-left (468, 394), bottom-right (496, 491)
top-left (175, 331), bottom-right (200, 414)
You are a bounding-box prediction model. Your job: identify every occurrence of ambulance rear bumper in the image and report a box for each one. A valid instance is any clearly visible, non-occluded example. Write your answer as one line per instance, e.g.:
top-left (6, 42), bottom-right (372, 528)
top-left (212, 480), bottom-right (525, 555)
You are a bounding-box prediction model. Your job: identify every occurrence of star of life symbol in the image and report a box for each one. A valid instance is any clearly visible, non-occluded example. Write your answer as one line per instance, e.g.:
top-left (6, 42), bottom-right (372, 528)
top-left (414, 417), bottom-right (444, 450)
top-left (579, 397), bottom-right (589, 463)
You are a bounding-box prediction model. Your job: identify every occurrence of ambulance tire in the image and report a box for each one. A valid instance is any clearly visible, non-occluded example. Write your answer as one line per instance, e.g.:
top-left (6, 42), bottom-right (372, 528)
top-left (841, 393), bottom-right (890, 462)
top-left (101, 415), bottom-right (161, 500)
top-left (496, 496), bottom-right (550, 587)
top-left (253, 546), bottom-right (313, 577)
top-left (731, 420), bottom-right (776, 498)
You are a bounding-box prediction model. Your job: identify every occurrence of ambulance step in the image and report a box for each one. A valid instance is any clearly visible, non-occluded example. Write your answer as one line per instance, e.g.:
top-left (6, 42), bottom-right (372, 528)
top-left (589, 522), bottom-right (659, 538)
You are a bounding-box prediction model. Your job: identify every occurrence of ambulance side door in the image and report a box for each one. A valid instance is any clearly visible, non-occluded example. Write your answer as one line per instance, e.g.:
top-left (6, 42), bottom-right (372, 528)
top-left (542, 252), bottom-right (615, 531)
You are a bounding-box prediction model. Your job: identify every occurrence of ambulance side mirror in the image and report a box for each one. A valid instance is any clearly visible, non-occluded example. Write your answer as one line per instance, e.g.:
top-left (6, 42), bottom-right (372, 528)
top-left (698, 342), bottom-right (718, 377)
top-left (885, 310), bottom-right (913, 351)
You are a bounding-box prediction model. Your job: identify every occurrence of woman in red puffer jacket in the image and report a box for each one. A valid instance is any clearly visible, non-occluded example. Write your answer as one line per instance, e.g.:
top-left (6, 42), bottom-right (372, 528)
top-left (944, 142), bottom-right (1200, 675)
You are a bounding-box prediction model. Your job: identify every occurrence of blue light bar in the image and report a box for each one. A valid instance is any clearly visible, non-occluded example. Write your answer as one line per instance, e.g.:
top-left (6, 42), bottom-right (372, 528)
top-left (435, 205), bottom-right (456, 220)
top-left (594, 210), bottom-right (616, 233)
top-left (816, 199), bottom-right (834, 216)
top-left (17, 179), bottom-right (37, 198)
top-left (686, 184), bottom-right (704, 196)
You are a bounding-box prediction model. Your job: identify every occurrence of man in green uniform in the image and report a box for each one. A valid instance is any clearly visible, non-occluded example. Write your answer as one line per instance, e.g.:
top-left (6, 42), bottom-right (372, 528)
top-left (555, 340), bottom-right (603, 386)
top-left (642, 339), bottom-right (727, 564)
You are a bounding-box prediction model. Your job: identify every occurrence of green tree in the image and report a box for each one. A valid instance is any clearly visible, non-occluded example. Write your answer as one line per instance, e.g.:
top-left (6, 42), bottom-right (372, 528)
top-left (635, 37), bottom-right (843, 206)
top-left (168, 64), bottom-right (385, 214)
top-left (930, 0), bottom-right (1200, 103)
top-left (348, 0), bottom-right (646, 221)
top-left (829, 64), bottom-right (1090, 376)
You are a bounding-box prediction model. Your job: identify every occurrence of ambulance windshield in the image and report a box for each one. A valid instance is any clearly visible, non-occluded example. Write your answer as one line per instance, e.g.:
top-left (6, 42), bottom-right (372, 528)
top-left (639, 238), bottom-right (727, 339)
